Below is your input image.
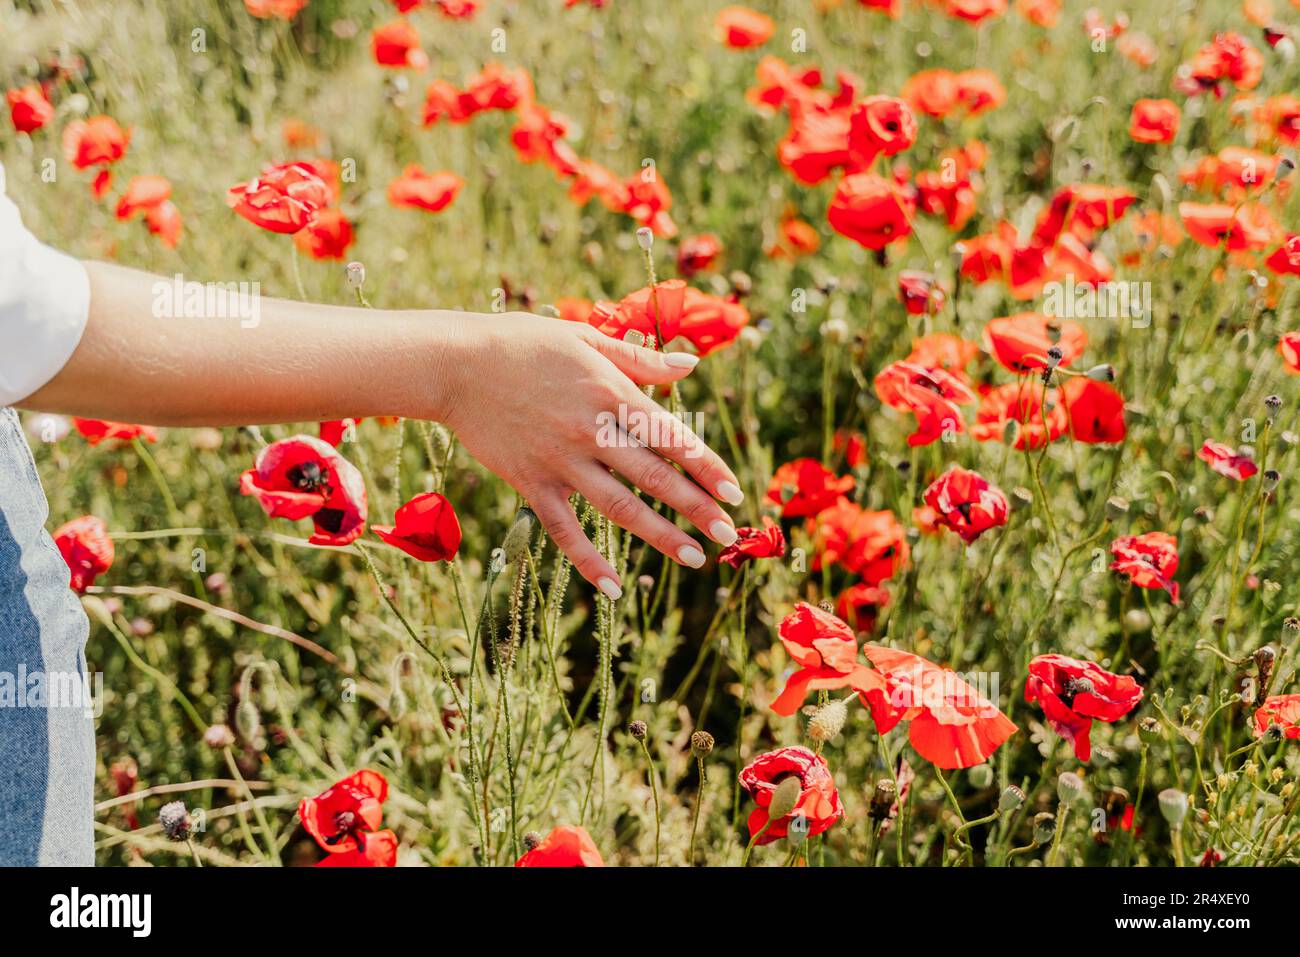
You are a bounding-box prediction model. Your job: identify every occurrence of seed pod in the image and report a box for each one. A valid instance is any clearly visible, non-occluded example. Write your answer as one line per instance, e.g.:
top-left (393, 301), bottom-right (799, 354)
top-left (1033, 812), bottom-right (1057, 846)
top-left (635, 226), bottom-right (654, 251)
top-left (1057, 771), bottom-right (1087, 807)
top-left (1085, 364), bottom-right (1116, 381)
top-left (628, 720), bottom-right (647, 741)
top-left (1105, 496), bottom-right (1129, 520)
top-left (999, 785), bottom-right (1026, 814)
top-left (691, 730), bottom-right (715, 758)
top-left (1158, 788), bottom-right (1188, 825)
top-left (158, 801), bottom-right (192, 842)
top-left (869, 780), bottom-right (897, 821)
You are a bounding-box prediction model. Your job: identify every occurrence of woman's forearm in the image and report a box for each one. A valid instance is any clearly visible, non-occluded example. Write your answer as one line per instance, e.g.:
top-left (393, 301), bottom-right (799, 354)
top-left (22, 260), bottom-right (457, 426)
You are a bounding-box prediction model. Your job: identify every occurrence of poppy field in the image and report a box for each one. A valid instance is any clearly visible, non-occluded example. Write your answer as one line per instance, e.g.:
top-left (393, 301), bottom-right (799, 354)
top-left (8, 0), bottom-right (1300, 870)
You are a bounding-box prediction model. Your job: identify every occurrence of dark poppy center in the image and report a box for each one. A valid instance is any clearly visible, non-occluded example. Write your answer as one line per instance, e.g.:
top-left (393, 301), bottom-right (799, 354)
top-left (325, 809), bottom-right (358, 845)
top-left (288, 460), bottom-right (330, 493)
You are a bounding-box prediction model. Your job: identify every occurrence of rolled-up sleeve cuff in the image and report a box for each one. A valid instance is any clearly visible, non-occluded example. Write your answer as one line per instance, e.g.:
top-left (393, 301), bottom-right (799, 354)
top-left (0, 193), bottom-right (91, 407)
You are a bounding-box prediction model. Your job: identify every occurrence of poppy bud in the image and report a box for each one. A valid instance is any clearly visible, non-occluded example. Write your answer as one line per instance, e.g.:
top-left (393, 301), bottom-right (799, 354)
top-left (346, 261), bottom-right (366, 288)
top-left (1277, 156), bottom-right (1296, 181)
top-left (729, 270), bottom-right (753, 296)
top-left (637, 574), bottom-right (654, 592)
top-left (807, 699), bottom-right (848, 742)
top-left (1105, 496), bottom-right (1129, 520)
top-left (502, 506), bottom-right (538, 565)
top-left (821, 318), bottom-right (849, 343)
top-left (203, 724), bottom-right (235, 750)
top-left (769, 776), bottom-right (803, 822)
top-left (1046, 346), bottom-right (1064, 368)
top-left (158, 801), bottom-right (192, 842)
top-left (522, 830), bottom-right (543, 851)
top-left (1085, 364), bottom-right (1116, 382)
top-left (635, 226), bottom-right (654, 251)
top-left (691, 730), bottom-right (715, 758)
top-left (1033, 812), bottom-right (1056, 846)
top-left (1193, 506), bottom-right (1214, 524)
top-left (1264, 394), bottom-right (1282, 420)
top-left (1002, 419), bottom-right (1020, 445)
top-left (1057, 771), bottom-right (1087, 807)
top-left (869, 780), bottom-right (897, 821)
top-left (236, 698), bottom-right (261, 744)
top-left (739, 326), bottom-right (764, 350)
top-left (629, 720), bottom-right (648, 740)
top-left (1278, 431), bottom-right (1298, 453)
top-left (950, 243), bottom-right (966, 270)
top-left (999, 785), bottom-right (1026, 814)
top-left (966, 763), bottom-right (993, 789)
top-left (1158, 788), bottom-right (1188, 825)
top-left (1011, 486), bottom-right (1034, 511)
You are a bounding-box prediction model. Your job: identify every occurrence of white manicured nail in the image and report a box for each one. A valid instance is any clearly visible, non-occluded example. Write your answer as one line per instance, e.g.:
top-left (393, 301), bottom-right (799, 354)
top-left (716, 480), bottom-right (744, 505)
top-left (677, 544), bottom-right (706, 568)
top-left (664, 352), bottom-right (699, 369)
top-left (710, 520), bottom-right (738, 546)
top-left (597, 576), bottom-right (623, 600)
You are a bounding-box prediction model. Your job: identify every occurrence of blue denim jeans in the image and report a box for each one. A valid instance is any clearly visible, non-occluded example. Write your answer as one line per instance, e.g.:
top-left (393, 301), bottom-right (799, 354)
top-left (0, 407), bottom-right (94, 865)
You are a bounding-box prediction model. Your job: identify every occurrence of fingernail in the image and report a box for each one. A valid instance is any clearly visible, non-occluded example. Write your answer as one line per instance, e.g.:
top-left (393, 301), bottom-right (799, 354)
top-left (716, 480), bottom-right (745, 505)
top-left (664, 352), bottom-right (700, 370)
top-left (709, 520), bottom-right (738, 546)
top-left (676, 544), bottom-right (707, 568)
top-left (597, 576), bottom-right (623, 600)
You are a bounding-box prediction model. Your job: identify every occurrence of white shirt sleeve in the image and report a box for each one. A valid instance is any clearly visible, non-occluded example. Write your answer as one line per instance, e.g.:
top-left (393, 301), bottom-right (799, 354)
top-left (0, 162), bottom-right (91, 406)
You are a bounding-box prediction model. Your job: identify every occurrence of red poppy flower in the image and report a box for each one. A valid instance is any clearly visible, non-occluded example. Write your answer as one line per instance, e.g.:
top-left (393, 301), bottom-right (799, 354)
top-left (298, 769), bottom-right (389, 854)
top-left (387, 165), bottom-right (464, 214)
top-left (902, 69), bottom-right (960, 118)
top-left (676, 234), bottom-right (722, 276)
top-left (778, 105), bottom-right (854, 185)
top-left (7, 85), bottom-right (54, 134)
top-left (1109, 531), bottom-right (1180, 603)
top-left (834, 429), bottom-right (868, 469)
top-left (435, 0), bottom-right (479, 17)
top-left (315, 829), bottom-right (398, 867)
top-left (53, 516), bottom-right (114, 594)
top-left (1129, 99), bottom-right (1180, 144)
top-left (1032, 184), bottom-right (1136, 246)
top-left (589, 279), bottom-right (687, 345)
top-left (622, 172), bottom-right (677, 237)
top-left (1279, 331), bottom-right (1300, 372)
top-left (747, 56), bottom-right (824, 112)
top-left (1267, 235), bottom-right (1300, 276)
top-left (240, 435), bottom-right (368, 546)
top-left (72, 418), bottom-right (158, 445)
top-left (144, 201), bottom-right (183, 248)
top-left (62, 116), bottom-right (130, 169)
top-left (1179, 201), bottom-right (1281, 251)
top-left (715, 6), bottom-right (775, 48)
top-left (1197, 440), bottom-right (1259, 481)
top-left (1184, 32), bottom-right (1263, 94)
top-left (510, 104), bottom-right (581, 178)
top-left (319, 418), bottom-right (361, 446)
top-left (944, 0), bottom-right (1007, 24)
top-left (765, 458), bottom-right (854, 518)
top-left (514, 825), bottom-right (604, 867)
top-left (371, 19), bottom-right (428, 69)
top-left (227, 163), bottom-right (330, 234)
top-left (874, 360), bottom-right (976, 446)
top-left (1257, 94), bottom-right (1300, 146)
top-left (806, 499), bottom-right (909, 584)
top-left (460, 62), bottom-right (533, 113)
top-left (859, 645), bottom-right (1018, 768)
top-left (906, 333), bottom-right (979, 376)
top-left (766, 213), bottom-right (821, 259)
top-left (372, 492), bottom-right (462, 562)
top-left (970, 381), bottom-right (1067, 450)
top-left (770, 603), bottom-right (884, 715)
top-left (245, 0), bottom-right (308, 17)
top-left (114, 175), bottom-right (171, 220)
top-left (836, 581), bottom-right (890, 633)
top-left (922, 467), bottom-right (1008, 544)
top-left (676, 288), bottom-right (750, 357)
top-left (954, 70), bottom-right (1006, 115)
top-left (739, 746), bottom-right (844, 845)
top-left (294, 208), bottom-right (355, 260)
top-left (897, 270), bottom-right (945, 315)
top-left (718, 516), bottom-right (786, 568)
top-left (568, 160), bottom-right (632, 210)
top-left (849, 96), bottom-right (918, 165)
top-left (1060, 377), bottom-right (1126, 443)
top-left (1025, 654), bottom-right (1143, 761)
top-left (1252, 694), bottom-right (1300, 739)
top-left (1016, 0), bottom-right (1059, 28)
top-left (984, 312), bottom-right (1087, 373)
top-left (827, 173), bottom-right (913, 250)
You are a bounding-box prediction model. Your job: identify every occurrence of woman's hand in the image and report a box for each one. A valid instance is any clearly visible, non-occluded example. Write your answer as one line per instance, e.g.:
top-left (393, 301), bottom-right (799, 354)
top-left (435, 311), bottom-right (744, 598)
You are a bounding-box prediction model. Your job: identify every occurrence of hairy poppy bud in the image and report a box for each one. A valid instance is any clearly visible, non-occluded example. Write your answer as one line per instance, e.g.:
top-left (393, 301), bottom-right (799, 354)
top-left (1057, 771), bottom-right (1087, 807)
top-left (968, 763), bottom-right (994, 789)
top-left (628, 720), bottom-right (648, 740)
top-left (1085, 363), bottom-right (1115, 381)
top-left (691, 730), bottom-right (715, 758)
top-left (522, 830), bottom-right (543, 851)
top-left (1033, 812), bottom-right (1056, 846)
top-left (1159, 788), bottom-right (1188, 825)
top-left (870, 779), bottom-right (897, 821)
top-left (1105, 496), bottom-right (1129, 520)
top-left (502, 506), bottom-right (538, 565)
top-left (807, 699), bottom-right (848, 742)
top-left (769, 776), bottom-right (803, 822)
top-left (635, 226), bottom-right (654, 251)
top-left (158, 801), bottom-right (192, 842)
top-left (345, 261), bottom-right (365, 288)
top-left (999, 785), bottom-right (1026, 814)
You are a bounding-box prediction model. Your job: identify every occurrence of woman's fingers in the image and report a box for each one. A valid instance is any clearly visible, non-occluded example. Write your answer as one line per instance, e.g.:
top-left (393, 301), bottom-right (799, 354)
top-left (526, 487), bottom-right (623, 599)
top-left (579, 328), bottom-right (700, 386)
top-left (618, 388), bottom-right (745, 506)
top-left (597, 443), bottom-right (738, 547)
top-left (572, 466), bottom-right (711, 569)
